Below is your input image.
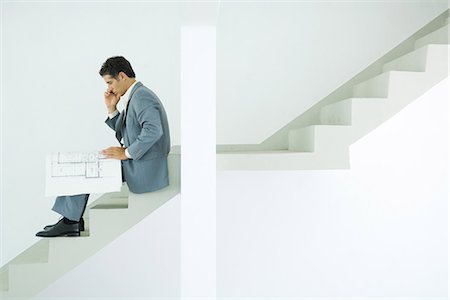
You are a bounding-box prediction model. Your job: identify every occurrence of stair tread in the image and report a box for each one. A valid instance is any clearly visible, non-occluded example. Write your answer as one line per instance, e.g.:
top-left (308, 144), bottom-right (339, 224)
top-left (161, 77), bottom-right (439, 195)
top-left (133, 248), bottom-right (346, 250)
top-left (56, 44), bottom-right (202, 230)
top-left (90, 204), bottom-right (128, 209)
top-left (217, 149), bottom-right (313, 154)
top-left (1, 240), bottom-right (49, 268)
top-left (45, 231), bottom-right (91, 240)
top-left (327, 97), bottom-right (387, 105)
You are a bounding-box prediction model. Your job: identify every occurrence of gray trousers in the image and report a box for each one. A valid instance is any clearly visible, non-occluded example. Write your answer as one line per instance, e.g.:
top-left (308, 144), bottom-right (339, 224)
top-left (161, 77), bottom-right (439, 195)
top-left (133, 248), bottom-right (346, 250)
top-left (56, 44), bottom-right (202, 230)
top-left (51, 164), bottom-right (125, 221)
top-left (52, 194), bottom-right (90, 221)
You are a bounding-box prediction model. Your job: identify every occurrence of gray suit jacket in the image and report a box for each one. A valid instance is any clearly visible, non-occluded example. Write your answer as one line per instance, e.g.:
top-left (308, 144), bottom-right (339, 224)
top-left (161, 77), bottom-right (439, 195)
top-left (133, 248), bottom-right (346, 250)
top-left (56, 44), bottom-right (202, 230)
top-left (105, 81), bottom-right (171, 193)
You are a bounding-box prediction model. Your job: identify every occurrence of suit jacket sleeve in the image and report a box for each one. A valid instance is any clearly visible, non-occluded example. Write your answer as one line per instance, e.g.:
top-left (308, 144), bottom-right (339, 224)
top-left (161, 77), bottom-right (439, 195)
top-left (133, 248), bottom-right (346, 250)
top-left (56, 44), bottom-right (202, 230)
top-left (105, 113), bottom-right (121, 131)
top-left (126, 102), bottom-right (163, 160)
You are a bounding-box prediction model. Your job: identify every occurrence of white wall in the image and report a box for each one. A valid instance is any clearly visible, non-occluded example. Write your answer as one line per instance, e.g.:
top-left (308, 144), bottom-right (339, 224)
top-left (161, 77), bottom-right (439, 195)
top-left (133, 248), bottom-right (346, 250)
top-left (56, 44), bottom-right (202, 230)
top-left (217, 1), bottom-right (448, 144)
top-left (1, 2), bottom-right (181, 266)
top-left (216, 78), bottom-right (448, 297)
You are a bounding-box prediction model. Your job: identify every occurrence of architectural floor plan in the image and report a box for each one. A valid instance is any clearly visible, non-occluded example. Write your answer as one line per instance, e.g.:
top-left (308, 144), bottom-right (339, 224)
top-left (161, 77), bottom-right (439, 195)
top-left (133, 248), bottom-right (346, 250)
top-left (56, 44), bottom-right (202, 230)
top-left (51, 152), bottom-right (109, 178)
top-left (45, 151), bottom-right (122, 196)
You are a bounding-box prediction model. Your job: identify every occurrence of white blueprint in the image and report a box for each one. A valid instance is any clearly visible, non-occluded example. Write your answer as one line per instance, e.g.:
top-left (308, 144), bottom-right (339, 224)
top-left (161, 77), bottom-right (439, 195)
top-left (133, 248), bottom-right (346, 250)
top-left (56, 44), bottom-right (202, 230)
top-left (45, 151), bottom-right (122, 196)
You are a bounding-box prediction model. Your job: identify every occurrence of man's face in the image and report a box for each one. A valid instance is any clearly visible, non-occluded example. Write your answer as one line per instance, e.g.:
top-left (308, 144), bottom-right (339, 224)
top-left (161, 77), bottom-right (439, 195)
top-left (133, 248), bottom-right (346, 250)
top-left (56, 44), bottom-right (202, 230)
top-left (103, 73), bottom-right (126, 97)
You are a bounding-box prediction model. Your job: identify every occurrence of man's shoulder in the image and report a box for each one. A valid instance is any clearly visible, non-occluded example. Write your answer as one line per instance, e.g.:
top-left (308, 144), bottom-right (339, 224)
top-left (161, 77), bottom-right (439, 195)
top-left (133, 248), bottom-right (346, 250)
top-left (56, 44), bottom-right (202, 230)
top-left (132, 85), bottom-right (160, 106)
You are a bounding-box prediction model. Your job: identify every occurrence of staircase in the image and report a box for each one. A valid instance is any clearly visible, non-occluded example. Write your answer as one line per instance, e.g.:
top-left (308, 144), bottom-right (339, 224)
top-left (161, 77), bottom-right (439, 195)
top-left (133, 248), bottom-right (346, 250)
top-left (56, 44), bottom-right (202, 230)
top-left (0, 151), bottom-right (180, 299)
top-left (217, 11), bottom-right (449, 170)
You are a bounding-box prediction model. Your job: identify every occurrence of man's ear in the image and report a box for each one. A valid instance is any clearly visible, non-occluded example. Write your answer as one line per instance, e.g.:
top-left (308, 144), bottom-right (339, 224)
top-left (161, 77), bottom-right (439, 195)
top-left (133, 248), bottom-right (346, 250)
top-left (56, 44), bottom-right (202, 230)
top-left (118, 71), bottom-right (127, 80)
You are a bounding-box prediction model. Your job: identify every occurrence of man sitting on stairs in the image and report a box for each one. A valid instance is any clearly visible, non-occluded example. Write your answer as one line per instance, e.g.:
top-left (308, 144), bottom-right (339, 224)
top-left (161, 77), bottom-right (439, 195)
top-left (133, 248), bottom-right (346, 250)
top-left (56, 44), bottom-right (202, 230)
top-left (36, 56), bottom-right (171, 237)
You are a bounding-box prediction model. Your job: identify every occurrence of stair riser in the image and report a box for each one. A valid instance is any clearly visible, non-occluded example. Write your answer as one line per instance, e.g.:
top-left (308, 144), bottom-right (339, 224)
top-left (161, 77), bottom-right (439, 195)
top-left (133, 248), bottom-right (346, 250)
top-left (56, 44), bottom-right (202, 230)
top-left (129, 189), bottom-right (179, 214)
top-left (321, 98), bottom-right (388, 123)
top-left (0, 268), bottom-right (9, 293)
top-left (383, 44), bottom-right (449, 73)
top-left (353, 71), bottom-right (440, 99)
top-left (386, 71), bottom-right (439, 102)
top-left (382, 46), bottom-right (428, 72)
top-left (289, 126), bottom-right (352, 152)
top-left (420, 44), bottom-right (449, 74)
top-left (88, 209), bottom-right (134, 237)
top-left (48, 238), bottom-right (96, 264)
top-left (288, 127), bottom-right (315, 152)
top-left (319, 100), bottom-right (352, 125)
top-left (314, 127), bottom-right (352, 151)
top-left (353, 72), bottom-right (390, 98)
top-left (348, 100), bottom-right (390, 143)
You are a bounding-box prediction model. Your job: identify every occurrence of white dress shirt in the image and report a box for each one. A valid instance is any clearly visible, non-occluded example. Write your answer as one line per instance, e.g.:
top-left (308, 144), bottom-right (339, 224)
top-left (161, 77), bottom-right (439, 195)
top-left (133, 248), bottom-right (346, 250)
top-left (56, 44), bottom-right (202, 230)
top-left (107, 80), bottom-right (139, 159)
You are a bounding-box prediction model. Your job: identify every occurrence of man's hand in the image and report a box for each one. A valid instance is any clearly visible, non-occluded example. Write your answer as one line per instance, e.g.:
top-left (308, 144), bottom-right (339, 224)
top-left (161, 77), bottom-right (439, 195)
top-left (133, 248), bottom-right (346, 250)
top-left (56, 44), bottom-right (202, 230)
top-left (102, 147), bottom-right (128, 160)
top-left (104, 88), bottom-right (120, 113)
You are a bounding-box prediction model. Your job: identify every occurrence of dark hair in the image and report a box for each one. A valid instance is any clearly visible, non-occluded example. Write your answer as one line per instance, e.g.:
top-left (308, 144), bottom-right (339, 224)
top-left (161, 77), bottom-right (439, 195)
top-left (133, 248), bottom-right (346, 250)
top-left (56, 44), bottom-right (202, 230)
top-left (99, 56), bottom-right (136, 79)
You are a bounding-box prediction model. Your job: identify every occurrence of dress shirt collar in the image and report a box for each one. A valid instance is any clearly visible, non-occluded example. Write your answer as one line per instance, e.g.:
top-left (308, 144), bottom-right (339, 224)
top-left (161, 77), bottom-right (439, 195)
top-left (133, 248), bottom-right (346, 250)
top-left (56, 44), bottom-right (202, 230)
top-left (122, 80), bottom-right (139, 104)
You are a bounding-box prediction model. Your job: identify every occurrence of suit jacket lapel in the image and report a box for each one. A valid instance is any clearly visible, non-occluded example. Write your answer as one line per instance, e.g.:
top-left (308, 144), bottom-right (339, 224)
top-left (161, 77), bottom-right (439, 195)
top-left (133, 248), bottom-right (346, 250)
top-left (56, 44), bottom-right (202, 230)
top-left (121, 81), bottom-right (143, 124)
top-left (128, 81), bottom-right (143, 101)
top-left (115, 81), bottom-right (143, 144)
top-left (115, 113), bottom-right (125, 144)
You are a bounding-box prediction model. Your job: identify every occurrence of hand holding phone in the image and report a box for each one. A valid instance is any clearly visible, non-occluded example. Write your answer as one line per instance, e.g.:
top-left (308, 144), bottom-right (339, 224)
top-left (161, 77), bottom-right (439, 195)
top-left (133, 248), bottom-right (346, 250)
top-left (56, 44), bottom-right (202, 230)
top-left (104, 87), bottom-right (120, 113)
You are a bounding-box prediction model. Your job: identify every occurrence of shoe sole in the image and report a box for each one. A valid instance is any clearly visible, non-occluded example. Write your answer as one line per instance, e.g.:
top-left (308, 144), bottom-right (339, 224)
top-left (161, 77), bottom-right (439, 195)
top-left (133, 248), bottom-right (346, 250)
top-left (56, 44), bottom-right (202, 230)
top-left (36, 231), bottom-right (80, 237)
top-left (44, 226), bottom-right (85, 231)
top-left (64, 232), bottom-right (80, 237)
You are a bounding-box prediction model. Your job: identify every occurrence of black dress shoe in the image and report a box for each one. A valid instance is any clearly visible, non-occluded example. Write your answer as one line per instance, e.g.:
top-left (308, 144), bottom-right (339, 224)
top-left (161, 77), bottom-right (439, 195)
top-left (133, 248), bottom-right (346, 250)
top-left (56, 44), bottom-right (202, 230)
top-left (36, 220), bottom-right (80, 237)
top-left (44, 217), bottom-right (85, 231)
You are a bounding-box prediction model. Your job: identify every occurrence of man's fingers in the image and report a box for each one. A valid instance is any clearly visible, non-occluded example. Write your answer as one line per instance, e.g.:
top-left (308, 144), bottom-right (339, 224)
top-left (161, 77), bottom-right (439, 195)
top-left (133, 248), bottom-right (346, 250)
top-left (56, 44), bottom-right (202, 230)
top-left (100, 147), bottom-right (125, 161)
top-left (102, 151), bottom-right (116, 158)
top-left (102, 147), bottom-right (120, 155)
top-left (101, 148), bottom-right (113, 155)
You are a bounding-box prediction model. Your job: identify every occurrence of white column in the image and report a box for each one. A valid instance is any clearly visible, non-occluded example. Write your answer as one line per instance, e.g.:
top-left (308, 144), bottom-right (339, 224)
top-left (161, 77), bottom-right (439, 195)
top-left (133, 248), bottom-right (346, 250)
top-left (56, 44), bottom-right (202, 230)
top-left (180, 25), bottom-right (216, 298)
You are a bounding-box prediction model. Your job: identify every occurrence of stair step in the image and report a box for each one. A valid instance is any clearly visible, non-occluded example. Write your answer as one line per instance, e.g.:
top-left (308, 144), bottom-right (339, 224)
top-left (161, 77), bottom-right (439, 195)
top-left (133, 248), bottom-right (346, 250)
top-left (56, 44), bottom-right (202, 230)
top-left (288, 127), bottom-right (315, 152)
top-left (7, 262), bottom-right (49, 296)
top-left (0, 240), bottom-right (50, 292)
top-left (0, 267), bottom-right (8, 292)
top-left (383, 44), bottom-right (449, 73)
top-left (288, 125), bottom-right (352, 152)
top-left (384, 70), bottom-right (438, 101)
top-left (414, 23), bottom-right (449, 49)
top-left (353, 71), bottom-right (391, 98)
top-left (128, 183), bottom-right (180, 214)
top-left (7, 234), bottom-right (116, 296)
top-left (9, 239), bottom-right (49, 265)
top-left (320, 97), bottom-right (388, 126)
top-left (353, 71), bottom-right (426, 98)
top-left (6, 260), bottom-right (83, 297)
top-left (419, 44), bottom-right (449, 74)
top-left (319, 98), bottom-right (390, 143)
top-left (87, 185), bottom-right (129, 209)
top-left (382, 45), bottom-right (428, 72)
top-left (47, 234), bottom-right (93, 262)
top-left (88, 205), bottom-right (131, 237)
top-left (91, 203), bottom-right (128, 209)
top-left (216, 149), bottom-right (350, 170)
